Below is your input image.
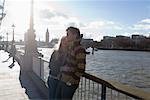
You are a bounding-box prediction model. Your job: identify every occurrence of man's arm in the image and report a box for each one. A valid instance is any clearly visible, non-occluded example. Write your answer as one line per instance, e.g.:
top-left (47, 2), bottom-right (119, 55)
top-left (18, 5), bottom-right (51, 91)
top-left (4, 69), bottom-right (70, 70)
top-left (74, 46), bottom-right (86, 78)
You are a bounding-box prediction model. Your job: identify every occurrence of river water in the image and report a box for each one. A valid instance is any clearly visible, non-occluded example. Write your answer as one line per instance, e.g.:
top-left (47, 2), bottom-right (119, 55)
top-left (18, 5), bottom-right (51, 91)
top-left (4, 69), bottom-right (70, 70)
top-left (38, 48), bottom-right (150, 92)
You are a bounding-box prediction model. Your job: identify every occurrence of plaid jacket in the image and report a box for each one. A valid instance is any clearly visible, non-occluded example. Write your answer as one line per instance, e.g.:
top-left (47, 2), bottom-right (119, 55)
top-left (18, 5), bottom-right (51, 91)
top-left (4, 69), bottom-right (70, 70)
top-left (60, 40), bottom-right (86, 85)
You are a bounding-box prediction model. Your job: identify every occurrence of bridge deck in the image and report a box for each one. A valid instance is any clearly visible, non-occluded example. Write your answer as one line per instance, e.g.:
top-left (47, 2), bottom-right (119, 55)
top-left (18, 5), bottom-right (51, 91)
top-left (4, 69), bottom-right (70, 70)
top-left (0, 50), bottom-right (45, 100)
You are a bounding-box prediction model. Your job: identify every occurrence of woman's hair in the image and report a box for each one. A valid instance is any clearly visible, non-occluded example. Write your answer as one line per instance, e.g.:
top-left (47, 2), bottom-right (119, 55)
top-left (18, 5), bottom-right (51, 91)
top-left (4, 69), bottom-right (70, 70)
top-left (58, 36), bottom-right (66, 52)
top-left (52, 39), bottom-right (61, 60)
top-left (53, 36), bottom-right (65, 54)
top-left (53, 39), bottom-right (61, 51)
top-left (66, 26), bottom-right (80, 39)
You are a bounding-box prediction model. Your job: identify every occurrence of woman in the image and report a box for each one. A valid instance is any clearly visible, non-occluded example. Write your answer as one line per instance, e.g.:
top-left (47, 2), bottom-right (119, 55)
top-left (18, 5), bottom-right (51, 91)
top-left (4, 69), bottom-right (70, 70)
top-left (47, 37), bottom-right (68, 100)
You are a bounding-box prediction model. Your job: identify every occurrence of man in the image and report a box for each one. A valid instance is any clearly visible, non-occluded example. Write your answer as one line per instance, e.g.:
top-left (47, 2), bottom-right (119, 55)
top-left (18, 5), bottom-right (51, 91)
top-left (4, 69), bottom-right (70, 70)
top-left (55, 27), bottom-right (86, 99)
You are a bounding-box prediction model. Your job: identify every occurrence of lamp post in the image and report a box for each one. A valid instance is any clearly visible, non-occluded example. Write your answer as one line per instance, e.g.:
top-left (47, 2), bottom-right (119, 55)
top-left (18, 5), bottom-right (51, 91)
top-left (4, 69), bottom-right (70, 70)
top-left (6, 32), bottom-right (8, 51)
top-left (11, 24), bottom-right (15, 44)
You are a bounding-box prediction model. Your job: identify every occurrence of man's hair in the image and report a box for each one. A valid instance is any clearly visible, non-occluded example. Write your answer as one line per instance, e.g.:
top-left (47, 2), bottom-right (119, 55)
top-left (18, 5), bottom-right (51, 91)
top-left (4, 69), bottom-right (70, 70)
top-left (66, 26), bottom-right (80, 38)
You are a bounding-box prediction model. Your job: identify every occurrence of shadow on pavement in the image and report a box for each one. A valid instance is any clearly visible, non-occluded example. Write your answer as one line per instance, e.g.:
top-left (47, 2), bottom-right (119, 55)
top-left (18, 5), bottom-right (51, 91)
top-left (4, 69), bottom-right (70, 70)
top-left (19, 70), bottom-right (45, 99)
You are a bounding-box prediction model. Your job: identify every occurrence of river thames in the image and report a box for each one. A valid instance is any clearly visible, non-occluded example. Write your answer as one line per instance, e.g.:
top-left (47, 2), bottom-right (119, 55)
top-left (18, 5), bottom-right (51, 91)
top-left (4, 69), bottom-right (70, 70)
top-left (38, 48), bottom-right (150, 92)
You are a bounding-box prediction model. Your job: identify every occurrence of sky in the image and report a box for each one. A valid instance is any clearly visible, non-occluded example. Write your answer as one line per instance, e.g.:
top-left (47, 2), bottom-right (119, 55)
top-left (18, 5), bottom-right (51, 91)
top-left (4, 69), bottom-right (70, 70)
top-left (0, 0), bottom-right (150, 41)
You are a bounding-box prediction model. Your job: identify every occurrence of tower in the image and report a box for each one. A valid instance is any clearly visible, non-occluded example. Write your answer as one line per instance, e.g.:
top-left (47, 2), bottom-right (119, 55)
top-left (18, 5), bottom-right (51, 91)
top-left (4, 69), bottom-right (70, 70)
top-left (46, 28), bottom-right (49, 44)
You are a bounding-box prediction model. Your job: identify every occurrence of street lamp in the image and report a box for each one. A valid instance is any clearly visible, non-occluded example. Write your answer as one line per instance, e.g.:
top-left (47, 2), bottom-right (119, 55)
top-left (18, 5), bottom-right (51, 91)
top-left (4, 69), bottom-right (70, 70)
top-left (6, 32), bottom-right (8, 51)
top-left (11, 24), bottom-right (15, 44)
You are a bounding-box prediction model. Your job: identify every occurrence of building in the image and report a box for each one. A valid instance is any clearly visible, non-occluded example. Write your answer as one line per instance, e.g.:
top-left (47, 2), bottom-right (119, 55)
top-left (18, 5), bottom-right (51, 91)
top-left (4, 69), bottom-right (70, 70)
top-left (132, 35), bottom-right (146, 40)
top-left (81, 39), bottom-right (94, 48)
top-left (100, 36), bottom-right (115, 48)
top-left (116, 35), bottom-right (130, 40)
top-left (132, 35), bottom-right (145, 44)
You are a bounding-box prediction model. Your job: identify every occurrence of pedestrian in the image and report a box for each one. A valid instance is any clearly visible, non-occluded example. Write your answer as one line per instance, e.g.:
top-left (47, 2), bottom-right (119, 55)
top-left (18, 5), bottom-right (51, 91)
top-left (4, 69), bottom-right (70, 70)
top-left (55, 26), bottom-right (86, 100)
top-left (10, 44), bottom-right (16, 64)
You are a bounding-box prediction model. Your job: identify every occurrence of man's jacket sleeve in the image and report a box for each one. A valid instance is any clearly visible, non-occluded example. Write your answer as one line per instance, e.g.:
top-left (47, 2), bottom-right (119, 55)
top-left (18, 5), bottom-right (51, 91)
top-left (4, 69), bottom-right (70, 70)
top-left (74, 47), bottom-right (86, 78)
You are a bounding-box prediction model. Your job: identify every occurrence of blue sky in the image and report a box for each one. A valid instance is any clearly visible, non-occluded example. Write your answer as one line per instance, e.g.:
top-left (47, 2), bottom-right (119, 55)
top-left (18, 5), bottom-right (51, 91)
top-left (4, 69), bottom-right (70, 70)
top-left (61, 0), bottom-right (150, 40)
top-left (0, 0), bottom-right (150, 41)
top-left (62, 0), bottom-right (149, 24)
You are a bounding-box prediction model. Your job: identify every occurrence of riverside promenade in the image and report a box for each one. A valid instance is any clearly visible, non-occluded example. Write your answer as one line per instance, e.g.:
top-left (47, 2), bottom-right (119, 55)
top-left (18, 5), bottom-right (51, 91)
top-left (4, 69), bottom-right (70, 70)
top-left (0, 50), bottom-right (46, 100)
top-left (0, 49), bottom-right (150, 100)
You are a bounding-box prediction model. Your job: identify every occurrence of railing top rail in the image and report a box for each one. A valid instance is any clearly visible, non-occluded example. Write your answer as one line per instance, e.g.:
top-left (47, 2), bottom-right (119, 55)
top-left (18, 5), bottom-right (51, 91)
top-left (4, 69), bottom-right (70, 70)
top-left (41, 58), bottom-right (49, 63)
top-left (33, 56), bottom-right (49, 63)
top-left (83, 72), bottom-right (150, 100)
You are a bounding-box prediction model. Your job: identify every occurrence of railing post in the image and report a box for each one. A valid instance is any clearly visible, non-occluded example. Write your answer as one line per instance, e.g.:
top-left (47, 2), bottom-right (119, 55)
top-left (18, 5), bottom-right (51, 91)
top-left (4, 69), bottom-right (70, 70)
top-left (40, 58), bottom-right (41, 78)
top-left (101, 84), bottom-right (106, 100)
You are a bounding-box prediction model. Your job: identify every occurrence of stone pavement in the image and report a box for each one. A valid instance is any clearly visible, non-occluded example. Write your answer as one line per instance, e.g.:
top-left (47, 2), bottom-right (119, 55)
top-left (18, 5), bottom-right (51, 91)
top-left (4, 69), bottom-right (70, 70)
top-left (0, 50), bottom-right (46, 100)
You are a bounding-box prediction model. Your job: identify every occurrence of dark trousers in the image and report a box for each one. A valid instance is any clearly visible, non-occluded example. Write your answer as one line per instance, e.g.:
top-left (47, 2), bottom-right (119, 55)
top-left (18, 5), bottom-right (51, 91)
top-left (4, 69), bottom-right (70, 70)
top-left (47, 76), bottom-right (59, 100)
top-left (55, 81), bottom-right (78, 100)
top-left (13, 57), bottom-right (15, 63)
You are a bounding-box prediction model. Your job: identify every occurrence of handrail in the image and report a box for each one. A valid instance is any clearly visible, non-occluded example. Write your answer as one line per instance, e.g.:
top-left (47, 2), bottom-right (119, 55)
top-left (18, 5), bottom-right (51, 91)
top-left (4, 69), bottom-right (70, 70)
top-left (83, 72), bottom-right (150, 100)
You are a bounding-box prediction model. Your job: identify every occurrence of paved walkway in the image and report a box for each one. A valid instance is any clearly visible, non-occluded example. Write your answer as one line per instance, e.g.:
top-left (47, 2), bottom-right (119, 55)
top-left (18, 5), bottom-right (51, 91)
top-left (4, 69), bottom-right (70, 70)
top-left (0, 50), bottom-right (45, 100)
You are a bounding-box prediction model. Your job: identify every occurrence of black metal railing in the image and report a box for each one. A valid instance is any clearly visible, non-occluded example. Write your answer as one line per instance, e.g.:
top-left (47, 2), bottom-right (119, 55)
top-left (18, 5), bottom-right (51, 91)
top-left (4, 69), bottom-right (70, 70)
top-left (73, 73), bottom-right (150, 100)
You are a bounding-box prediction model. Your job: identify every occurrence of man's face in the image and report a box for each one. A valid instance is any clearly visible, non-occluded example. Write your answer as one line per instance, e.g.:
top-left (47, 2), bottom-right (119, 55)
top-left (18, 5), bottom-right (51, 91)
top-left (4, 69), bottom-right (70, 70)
top-left (67, 30), bottom-right (77, 42)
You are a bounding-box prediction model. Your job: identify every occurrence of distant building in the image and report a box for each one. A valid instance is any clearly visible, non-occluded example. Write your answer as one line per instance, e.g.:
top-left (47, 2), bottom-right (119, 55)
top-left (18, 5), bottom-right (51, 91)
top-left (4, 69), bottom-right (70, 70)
top-left (131, 35), bottom-right (146, 45)
top-left (132, 35), bottom-right (146, 40)
top-left (45, 28), bottom-right (49, 43)
top-left (116, 35), bottom-right (130, 40)
top-left (98, 34), bottom-right (150, 50)
top-left (81, 39), bottom-right (94, 48)
top-left (103, 36), bottom-right (114, 40)
top-left (100, 36), bottom-right (115, 48)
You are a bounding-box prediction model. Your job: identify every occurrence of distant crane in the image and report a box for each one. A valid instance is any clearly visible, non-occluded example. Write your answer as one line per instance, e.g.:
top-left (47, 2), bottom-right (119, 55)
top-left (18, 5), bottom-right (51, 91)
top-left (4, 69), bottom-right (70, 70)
top-left (0, 0), bottom-right (6, 29)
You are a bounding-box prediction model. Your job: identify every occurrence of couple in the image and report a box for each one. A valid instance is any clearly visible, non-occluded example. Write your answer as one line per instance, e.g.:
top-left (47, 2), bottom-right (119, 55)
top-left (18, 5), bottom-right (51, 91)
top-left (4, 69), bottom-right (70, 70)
top-left (47, 27), bottom-right (86, 100)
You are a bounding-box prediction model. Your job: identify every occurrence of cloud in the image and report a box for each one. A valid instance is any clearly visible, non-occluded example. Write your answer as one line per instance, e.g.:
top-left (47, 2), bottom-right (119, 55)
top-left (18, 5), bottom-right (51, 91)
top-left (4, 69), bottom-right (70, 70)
top-left (141, 18), bottom-right (150, 24)
top-left (39, 8), bottom-right (82, 29)
top-left (131, 24), bottom-right (150, 30)
top-left (39, 9), bottom-right (68, 20)
top-left (38, 8), bottom-right (124, 41)
top-left (35, 5), bottom-right (126, 40)
top-left (40, 9), bottom-right (55, 19)
top-left (122, 31), bottom-right (150, 38)
top-left (81, 20), bottom-right (122, 30)
top-left (39, 8), bottom-right (123, 31)
top-left (130, 18), bottom-right (150, 30)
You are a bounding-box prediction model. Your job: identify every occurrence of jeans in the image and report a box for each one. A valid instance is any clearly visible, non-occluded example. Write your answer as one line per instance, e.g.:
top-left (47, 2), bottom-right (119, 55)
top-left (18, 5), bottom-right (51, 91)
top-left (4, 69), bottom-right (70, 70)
top-left (47, 76), bottom-right (59, 100)
top-left (55, 81), bottom-right (78, 100)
